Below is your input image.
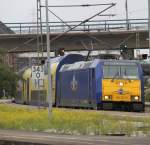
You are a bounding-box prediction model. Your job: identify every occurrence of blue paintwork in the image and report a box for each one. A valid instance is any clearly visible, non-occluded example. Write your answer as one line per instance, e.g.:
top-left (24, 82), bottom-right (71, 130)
top-left (56, 59), bottom-right (144, 109)
top-left (57, 59), bottom-right (101, 108)
top-left (137, 63), bottom-right (144, 103)
top-left (55, 54), bottom-right (85, 105)
top-left (94, 60), bottom-right (102, 105)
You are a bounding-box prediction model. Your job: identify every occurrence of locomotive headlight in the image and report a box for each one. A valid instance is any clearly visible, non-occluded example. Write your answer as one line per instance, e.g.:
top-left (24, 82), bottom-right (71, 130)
top-left (104, 96), bottom-right (112, 100)
top-left (104, 96), bottom-right (109, 100)
top-left (131, 96), bottom-right (140, 101)
top-left (119, 82), bottom-right (123, 87)
top-left (134, 96), bottom-right (139, 100)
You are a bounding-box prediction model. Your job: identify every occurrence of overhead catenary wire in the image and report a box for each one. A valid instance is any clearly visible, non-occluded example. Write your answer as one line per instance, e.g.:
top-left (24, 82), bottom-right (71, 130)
top-left (50, 3), bottom-right (116, 43)
top-left (98, 14), bottom-right (116, 17)
top-left (48, 8), bottom-right (113, 50)
top-left (48, 9), bottom-right (72, 29)
top-left (41, 3), bottom-right (115, 8)
top-left (9, 2), bottom-right (116, 53)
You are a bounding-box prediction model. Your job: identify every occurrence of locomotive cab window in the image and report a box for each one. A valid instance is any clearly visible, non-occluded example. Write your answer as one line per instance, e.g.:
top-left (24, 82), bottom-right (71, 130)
top-left (121, 65), bottom-right (139, 79)
top-left (103, 65), bottom-right (120, 79)
top-left (103, 64), bottom-right (139, 79)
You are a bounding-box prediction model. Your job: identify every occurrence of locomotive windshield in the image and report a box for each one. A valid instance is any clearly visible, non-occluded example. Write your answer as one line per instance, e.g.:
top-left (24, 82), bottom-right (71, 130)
top-left (103, 65), bottom-right (139, 79)
top-left (121, 65), bottom-right (139, 79)
top-left (103, 65), bottom-right (120, 79)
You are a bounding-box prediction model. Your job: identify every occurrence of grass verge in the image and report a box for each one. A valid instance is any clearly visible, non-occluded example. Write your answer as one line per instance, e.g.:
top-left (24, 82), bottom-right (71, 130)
top-left (0, 104), bottom-right (150, 136)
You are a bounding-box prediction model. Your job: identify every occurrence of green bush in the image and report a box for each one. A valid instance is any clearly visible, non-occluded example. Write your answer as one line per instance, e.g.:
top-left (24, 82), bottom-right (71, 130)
top-left (0, 64), bottom-right (18, 98)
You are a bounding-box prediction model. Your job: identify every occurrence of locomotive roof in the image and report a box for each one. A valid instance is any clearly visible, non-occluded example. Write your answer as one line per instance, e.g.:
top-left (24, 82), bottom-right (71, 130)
top-left (60, 59), bottom-right (99, 71)
top-left (100, 59), bottom-right (140, 65)
top-left (60, 59), bottom-right (141, 72)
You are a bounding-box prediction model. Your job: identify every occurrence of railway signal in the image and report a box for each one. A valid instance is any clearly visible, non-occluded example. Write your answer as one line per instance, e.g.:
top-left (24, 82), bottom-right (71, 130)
top-left (120, 44), bottom-right (127, 53)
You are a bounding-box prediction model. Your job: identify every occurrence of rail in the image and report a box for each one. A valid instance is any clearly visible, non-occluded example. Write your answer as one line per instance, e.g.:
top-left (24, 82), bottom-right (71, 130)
top-left (4, 18), bottom-right (149, 34)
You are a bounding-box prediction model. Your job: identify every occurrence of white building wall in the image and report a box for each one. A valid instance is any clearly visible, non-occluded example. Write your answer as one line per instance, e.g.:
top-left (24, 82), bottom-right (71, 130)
top-left (134, 49), bottom-right (149, 58)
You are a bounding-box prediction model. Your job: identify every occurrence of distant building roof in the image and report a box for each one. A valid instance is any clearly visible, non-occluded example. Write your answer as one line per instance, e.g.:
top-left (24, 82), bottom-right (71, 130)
top-left (0, 21), bottom-right (14, 34)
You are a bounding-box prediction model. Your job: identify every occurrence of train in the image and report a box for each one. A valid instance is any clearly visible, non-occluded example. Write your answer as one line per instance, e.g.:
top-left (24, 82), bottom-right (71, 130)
top-left (16, 54), bottom-right (85, 105)
top-left (15, 54), bottom-right (145, 111)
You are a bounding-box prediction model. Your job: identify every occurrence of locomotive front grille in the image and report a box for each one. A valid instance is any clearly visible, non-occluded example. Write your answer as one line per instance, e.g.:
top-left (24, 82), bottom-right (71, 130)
top-left (112, 94), bottom-right (131, 102)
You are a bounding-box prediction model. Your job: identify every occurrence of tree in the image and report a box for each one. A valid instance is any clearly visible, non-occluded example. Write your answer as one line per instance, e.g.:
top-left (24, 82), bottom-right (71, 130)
top-left (0, 64), bottom-right (18, 98)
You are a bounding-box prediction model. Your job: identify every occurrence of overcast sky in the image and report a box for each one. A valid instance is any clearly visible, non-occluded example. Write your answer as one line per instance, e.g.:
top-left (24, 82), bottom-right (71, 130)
top-left (0, 0), bottom-right (148, 22)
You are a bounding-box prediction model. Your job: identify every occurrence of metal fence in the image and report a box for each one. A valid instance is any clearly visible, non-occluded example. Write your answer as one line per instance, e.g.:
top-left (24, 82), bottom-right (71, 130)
top-left (4, 18), bottom-right (149, 34)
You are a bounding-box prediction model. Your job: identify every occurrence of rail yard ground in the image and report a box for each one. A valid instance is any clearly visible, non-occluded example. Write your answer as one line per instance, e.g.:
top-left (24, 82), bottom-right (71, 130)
top-left (0, 104), bottom-right (150, 137)
top-left (0, 129), bottom-right (150, 145)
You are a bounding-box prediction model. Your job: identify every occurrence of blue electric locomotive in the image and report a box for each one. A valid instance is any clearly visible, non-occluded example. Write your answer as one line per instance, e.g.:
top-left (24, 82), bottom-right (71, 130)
top-left (57, 59), bottom-right (144, 111)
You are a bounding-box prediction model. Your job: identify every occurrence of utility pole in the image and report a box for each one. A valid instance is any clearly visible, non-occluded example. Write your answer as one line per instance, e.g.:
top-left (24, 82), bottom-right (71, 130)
top-left (45, 0), bottom-right (52, 117)
top-left (148, 0), bottom-right (150, 56)
top-left (125, 0), bottom-right (129, 30)
top-left (43, 2), bottom-right (115, 117)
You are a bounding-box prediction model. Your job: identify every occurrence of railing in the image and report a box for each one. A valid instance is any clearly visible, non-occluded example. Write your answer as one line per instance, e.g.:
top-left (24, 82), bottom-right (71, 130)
top-left (4, 18), bottom-right (149, 35)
